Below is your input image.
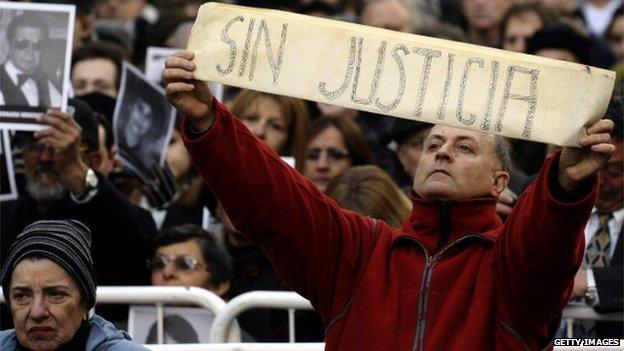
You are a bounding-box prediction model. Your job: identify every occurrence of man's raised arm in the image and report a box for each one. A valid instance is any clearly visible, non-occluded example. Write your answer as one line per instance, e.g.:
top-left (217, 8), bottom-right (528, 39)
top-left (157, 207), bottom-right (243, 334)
top-left (494, 118), bottom-right (615, 343)
top-left (162, 51), bottom-right (379, 323)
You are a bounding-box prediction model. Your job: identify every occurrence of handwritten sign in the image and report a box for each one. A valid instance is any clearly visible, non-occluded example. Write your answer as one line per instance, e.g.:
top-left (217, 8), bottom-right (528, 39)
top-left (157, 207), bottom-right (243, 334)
top-left (187, 2), bottom-right (615, 146)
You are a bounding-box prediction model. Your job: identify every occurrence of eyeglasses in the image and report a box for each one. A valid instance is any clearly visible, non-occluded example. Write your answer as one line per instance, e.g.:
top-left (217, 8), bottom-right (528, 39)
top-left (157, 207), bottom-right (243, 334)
top-left (147, 255), bottom-right (209, 272)
top-left (305, 148), bottom-right (350, 162)
top-left (12, 39), bottom-right (44, 51)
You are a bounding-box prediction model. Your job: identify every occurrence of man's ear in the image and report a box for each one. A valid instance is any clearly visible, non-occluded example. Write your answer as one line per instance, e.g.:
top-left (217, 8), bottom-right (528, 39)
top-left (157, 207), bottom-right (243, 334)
top-left (490, 171), bottom-right (510, 197)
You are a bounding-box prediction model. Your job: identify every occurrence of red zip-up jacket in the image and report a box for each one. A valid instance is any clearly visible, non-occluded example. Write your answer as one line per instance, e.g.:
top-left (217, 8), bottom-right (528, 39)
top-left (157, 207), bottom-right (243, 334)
top-left (182, 99), bottom-right (598, 350)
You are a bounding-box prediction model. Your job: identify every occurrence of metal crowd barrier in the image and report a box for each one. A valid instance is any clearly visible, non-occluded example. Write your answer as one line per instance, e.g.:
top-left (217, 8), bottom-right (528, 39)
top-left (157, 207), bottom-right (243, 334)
top-left (210, 290), bottom-right (313, 342)
top-left (562, 304), bottom-right (624, 338)
top-left (0, 286), bottom-right (241, 343)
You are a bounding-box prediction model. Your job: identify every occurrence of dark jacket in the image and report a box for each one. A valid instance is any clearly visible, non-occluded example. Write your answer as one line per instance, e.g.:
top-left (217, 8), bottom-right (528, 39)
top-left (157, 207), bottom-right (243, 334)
top-left (182, 99), bottom-right (598, 351)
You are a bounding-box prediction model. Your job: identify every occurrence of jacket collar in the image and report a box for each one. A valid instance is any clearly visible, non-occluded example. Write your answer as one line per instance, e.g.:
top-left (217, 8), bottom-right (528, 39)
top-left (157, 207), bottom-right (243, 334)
top-left (393, 195), bottom-right (502, 255)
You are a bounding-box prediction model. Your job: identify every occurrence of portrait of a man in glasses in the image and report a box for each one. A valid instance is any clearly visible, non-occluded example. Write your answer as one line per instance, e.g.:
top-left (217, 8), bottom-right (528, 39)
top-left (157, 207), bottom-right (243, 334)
top-left (0, 12), bottom-right (62, 110)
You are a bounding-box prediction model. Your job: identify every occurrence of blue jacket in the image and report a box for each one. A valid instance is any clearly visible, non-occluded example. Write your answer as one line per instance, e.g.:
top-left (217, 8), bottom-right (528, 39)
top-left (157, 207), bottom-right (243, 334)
top-left (0, 314), bottom-right (148, 351)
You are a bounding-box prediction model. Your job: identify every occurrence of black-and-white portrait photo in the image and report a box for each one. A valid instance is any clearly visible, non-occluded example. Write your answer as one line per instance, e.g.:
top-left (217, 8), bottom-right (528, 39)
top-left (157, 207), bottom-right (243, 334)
top-left (128, 306), bottom-right (216, 344)
top-left (1, 130), bottom-right (18, 202)
top-left (0, 2), bottom-right (74, 131)
top-left (114, 62), bottom-right (175, 181)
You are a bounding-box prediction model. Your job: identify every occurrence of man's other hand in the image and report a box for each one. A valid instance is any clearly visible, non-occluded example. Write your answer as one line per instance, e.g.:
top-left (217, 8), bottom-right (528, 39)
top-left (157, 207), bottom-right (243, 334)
top-left (558, 119), bottom-right (616, 193)
top-left (572, 268), bottom-right (588, 298)
top-left (163, 50), bottom-right (214, 133)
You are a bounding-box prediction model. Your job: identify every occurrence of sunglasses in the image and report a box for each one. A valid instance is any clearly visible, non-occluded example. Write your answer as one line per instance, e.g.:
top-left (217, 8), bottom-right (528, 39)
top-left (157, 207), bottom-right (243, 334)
top-left (147, 255), bottom-right (209, 272)
top-left (305, 148), bottom-right (350, 162)
top-left (12, 39), bottom-right (44, 51)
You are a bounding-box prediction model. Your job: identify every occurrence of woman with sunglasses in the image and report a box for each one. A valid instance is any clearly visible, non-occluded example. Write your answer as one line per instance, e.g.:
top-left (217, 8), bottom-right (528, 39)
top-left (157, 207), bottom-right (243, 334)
top-left (295, 115), bottom-right (374, 193)
top-left (149, 224), bottom-right (232, 298)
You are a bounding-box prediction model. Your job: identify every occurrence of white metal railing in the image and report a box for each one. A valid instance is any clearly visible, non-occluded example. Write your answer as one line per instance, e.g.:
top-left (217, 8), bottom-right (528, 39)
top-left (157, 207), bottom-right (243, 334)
top-left (210, 290), bottom-right (313, 343)
top-left (0, 286), bottom-right (241, 343)
top-left (562, 304), bottom-right (624, 338)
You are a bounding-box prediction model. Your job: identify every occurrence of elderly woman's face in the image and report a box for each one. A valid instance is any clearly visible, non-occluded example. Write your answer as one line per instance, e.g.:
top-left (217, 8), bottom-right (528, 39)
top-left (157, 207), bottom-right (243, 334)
top-left (9, 258), bottom-right (87, 351)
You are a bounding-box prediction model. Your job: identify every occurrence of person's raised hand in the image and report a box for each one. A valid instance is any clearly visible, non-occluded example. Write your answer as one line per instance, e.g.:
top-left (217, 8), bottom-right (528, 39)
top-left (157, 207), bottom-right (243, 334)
top-left (163, 50), bottom-right (214, 133)
top-left (571, 268), bottom-right (588, 298)
top-left (558, 119), bottom-right (615, 193)
top-left (34, 109), bottom-right (89, 195)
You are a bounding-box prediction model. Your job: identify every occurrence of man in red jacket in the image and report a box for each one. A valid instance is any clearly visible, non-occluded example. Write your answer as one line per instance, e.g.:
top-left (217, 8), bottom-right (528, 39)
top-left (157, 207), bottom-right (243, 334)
top-left (163, 50), bottom-right (616, 350)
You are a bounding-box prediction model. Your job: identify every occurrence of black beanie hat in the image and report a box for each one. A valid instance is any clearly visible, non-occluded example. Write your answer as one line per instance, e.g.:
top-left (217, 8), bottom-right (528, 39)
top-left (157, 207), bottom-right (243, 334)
top-left (1, 220), bottom-right (97, 309)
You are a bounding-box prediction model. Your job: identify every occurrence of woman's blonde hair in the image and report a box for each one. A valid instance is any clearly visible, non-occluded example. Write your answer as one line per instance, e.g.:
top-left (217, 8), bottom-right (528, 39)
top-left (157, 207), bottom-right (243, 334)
top-left (230, 89), bottom-right (310, 156)
top-left (326, 165), bottom-right (412, 228)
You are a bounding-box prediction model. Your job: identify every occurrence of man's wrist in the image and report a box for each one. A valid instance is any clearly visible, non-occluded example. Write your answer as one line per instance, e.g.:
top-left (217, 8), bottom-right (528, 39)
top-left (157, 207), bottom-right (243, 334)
top-left (64, 163), bottom-right (90, 195)
top-left (188, 97), bottom-right (215, 134)
top-left (189, 116), bottom-right (214, 134)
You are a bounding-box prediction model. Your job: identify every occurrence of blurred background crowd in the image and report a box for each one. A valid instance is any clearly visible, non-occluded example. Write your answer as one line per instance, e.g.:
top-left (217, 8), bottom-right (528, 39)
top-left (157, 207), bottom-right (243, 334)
top-left (1, 0), bottom-right (622, 344)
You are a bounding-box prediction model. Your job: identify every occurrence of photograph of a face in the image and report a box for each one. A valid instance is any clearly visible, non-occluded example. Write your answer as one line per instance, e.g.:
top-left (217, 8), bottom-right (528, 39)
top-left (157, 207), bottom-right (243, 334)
top-left (113, 62), bottom-right (175, 182)
top-left (0, 2), bottom-right (74, 131)
top-left (128, 305), bottom-right (216, 344)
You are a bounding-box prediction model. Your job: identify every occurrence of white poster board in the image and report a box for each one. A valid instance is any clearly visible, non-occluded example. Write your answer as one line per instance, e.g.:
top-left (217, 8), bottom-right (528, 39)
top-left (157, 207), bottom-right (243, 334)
top-left (0, 2), bottom-right (74, 131)
top-left (0, 130), bottom-right (18, 201)
top-left (188, 3), bottom-right (615, 147)
top-left (145, 46), bottom-right (225, 101)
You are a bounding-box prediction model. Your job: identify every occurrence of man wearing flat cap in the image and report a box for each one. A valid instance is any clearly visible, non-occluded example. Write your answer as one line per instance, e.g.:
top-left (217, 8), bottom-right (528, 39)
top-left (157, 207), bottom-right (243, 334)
top-left (0, 219), bottom-right (148, 351)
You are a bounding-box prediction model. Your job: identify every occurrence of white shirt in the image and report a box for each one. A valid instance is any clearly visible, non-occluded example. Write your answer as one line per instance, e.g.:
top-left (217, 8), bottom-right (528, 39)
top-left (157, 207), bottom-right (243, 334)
top-left (581, 0), bottom-right (623, 36)
top-left (584, 207), bottom-right (624, 259)
top-left (3, 60), bottom-right (61, 107)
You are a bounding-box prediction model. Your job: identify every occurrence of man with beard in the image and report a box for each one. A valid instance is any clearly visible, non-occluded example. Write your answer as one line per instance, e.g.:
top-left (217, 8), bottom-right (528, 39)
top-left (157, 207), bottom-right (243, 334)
top-left (0, 98), bottom-right (155, 327)
top-left (0, 13), bottom-right (61, 110)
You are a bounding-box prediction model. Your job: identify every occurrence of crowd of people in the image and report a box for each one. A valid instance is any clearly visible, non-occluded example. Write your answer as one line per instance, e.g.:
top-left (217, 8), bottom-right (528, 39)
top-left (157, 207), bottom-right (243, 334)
top-left (0, 0), bottom-right (622, 349)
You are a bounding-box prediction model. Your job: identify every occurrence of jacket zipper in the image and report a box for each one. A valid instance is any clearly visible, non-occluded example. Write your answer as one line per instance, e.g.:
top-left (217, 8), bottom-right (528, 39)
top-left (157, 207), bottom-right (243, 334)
top-left (412, 252), bottom-right (433, 351)
top-left (411, 234), bottom-right (491, 351)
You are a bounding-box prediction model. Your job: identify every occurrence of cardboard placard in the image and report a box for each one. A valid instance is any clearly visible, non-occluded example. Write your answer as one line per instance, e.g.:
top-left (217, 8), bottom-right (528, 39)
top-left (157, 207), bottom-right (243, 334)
top-left (187, 2), bottom-right (615, 146)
